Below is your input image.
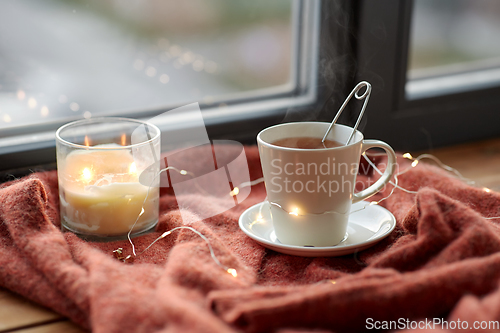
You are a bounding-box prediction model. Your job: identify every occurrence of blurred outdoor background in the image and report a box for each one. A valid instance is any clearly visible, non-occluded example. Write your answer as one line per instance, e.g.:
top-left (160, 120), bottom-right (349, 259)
top-left (409, 0), bottom-right (500, 77)
top-left (0, 0), bottom-right (293, 129)
top-left (1, 0), bottom-right (500, 129)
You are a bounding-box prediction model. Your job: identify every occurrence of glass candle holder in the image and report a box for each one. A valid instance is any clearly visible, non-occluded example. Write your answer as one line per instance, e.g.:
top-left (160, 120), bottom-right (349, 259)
top-left (56, 117), bottom-right (161, 241)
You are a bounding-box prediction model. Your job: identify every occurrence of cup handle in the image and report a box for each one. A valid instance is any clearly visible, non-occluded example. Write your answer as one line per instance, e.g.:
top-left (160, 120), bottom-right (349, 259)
top-left (352, 140), bottom-right (397, 203)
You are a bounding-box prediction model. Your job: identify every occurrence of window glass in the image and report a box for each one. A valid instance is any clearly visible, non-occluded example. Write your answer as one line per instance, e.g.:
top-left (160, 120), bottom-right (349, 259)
top-left (0, 0), bottom-right (293, 129)
top-left (407, 0), bottom-right (500, 98)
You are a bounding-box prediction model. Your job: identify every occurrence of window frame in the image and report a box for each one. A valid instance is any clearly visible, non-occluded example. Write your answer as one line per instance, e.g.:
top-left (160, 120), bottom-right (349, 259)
top-left (356, 0), bottom-right (500, 151)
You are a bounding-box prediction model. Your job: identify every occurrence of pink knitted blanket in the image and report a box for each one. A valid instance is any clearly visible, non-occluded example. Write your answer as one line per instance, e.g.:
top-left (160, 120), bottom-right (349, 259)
top-left (1, 146), bottom-right (500, 332)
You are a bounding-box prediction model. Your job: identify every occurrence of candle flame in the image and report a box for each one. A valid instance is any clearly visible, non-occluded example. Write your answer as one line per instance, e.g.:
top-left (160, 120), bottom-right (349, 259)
top-left (82, 168), bottom-right (92, 181)
top-left (129, 162), bottom-right (137, 174)
top-left (84, 135), bottom-right (90, 147)
top-left (121, 134), bottom-right (126, 146)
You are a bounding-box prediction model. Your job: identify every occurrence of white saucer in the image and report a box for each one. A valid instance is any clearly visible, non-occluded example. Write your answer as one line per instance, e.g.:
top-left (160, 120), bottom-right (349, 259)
top-left (238, 201), bottom-right (396, 257)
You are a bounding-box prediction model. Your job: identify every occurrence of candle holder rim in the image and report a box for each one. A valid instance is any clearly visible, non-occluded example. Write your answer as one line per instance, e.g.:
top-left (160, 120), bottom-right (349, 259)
top-left (56, 117), bottom-right (161, 150)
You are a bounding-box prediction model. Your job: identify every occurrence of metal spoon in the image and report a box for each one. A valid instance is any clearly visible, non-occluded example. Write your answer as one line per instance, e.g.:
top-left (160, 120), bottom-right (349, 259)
top-left (322, 81), bottom-right (372, 145)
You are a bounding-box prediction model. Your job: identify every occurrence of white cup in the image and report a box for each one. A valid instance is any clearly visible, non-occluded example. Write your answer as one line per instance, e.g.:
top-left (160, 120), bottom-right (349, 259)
top-left (257, 122), bottom-right (396, 247)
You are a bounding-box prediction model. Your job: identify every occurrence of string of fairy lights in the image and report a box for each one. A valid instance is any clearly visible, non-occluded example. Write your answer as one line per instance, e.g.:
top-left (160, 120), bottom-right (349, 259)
top-left (367, 152), bottom-right (500, 220)
top-left (116, 151), bottom-right (500, 277)
top-left (112, 81), bottom-right (499, 274)
top-left (118, 166), bottom-right (239, 277)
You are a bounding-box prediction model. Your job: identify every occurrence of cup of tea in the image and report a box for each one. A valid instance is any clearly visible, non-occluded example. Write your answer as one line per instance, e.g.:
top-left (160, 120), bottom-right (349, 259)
top-left (257, 122), bottom-right (396, 247)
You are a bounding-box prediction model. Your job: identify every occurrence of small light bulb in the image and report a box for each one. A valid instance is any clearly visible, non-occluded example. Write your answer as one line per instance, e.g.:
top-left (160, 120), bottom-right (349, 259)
top-left (411, 160), bottom-right (419, 167)
top-left (161, 231), bottom-right (172, 238)
top-left (249, 214), bottom-right (264, 228)
top-left (139, 207), bottom-right (145, 216)
top-left (369, 201), bottom-right (378, 205)
top-left (230, 187), bottom-right (239, 196)
top-left (403, 153), bottom-right (413, 160)
top-left (483, 187), bottom-right (492, 193)
top-left (227, 268), bottom-right (237, 277)
top-left (180, 170), bottom-right (187, 175)
top-left (289, 207), bottom-right (299, 216)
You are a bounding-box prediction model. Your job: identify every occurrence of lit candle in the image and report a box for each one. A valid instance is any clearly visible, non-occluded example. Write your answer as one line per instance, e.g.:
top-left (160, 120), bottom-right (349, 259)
top-left (58, 144), bottom-right (159, 236)
top-left (58, 144), bottom-right (158, 236)
top-left (56, 118), bottom-right (161, 239)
